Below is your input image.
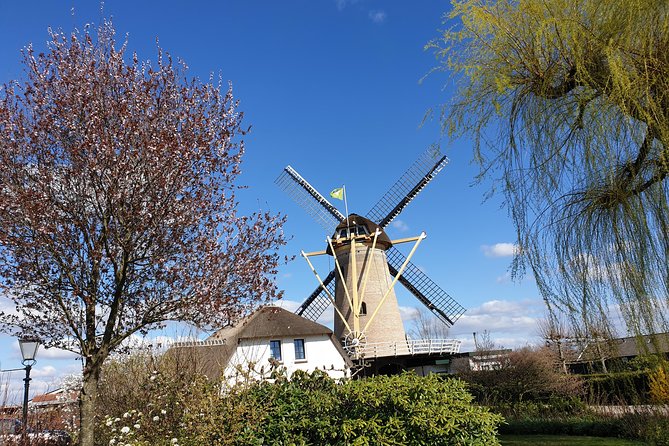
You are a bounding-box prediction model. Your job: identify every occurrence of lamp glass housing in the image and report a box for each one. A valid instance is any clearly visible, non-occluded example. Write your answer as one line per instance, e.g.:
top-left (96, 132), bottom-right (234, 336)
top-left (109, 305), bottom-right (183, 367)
top-left (18, 338), bottom-right (40, 363)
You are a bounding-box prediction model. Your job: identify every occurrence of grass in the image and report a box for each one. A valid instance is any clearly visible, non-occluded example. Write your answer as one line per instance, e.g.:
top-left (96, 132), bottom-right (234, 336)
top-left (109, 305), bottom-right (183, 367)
top-left (499, 435), bottom-right (647, 445)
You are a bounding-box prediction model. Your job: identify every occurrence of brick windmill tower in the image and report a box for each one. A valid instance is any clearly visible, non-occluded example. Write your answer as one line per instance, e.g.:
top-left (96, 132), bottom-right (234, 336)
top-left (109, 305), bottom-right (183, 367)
top-left (276, 148), bottom-right (465, 357)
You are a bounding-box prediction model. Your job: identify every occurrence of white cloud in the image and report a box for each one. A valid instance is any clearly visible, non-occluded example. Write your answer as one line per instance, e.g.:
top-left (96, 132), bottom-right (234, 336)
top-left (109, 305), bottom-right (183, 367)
top-left (0, 295), bottom-right (18, 317)
top-left (316, 304), bottom-right (335, 328)
top-left (273, 299), bottom-right (301, 313)
top-left (368, 10), bottom-right (386, 23)
top-left (467, 299), bottom-right (536, 316)
top-left (38, 347), bottom-right (78, 360)
top-left (391, 219), bottom-right (409, 232)
top-left (446, 298), bottom-right (545, 351)
top-left (30, 365), bottom-right (58, 378)
top-left (481, 242), bottom-right (518, 258)
top-left (398, 306), bottom-right (419, 323)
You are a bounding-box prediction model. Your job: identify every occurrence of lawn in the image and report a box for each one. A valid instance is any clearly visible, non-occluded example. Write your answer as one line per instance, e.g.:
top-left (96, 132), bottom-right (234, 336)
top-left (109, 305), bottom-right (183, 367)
top-left (499, 435), bottom-right (647, 445)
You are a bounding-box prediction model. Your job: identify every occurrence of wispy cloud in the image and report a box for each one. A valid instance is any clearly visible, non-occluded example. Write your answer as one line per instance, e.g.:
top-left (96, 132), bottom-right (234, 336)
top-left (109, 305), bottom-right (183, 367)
top-left (368, 10), bottom-right (386, 23)
top-left (481, 242), bottom-right (518, 258)
top-left (496, 271), bottom-right (512, 284)
top-left (391, 219), bottom-right (409, 232)
top-left (336, 0), bottom-right (359, 11)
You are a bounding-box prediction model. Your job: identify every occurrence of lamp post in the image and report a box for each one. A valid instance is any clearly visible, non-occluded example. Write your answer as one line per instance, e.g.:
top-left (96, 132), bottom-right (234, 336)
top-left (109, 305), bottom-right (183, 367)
top-left (18, 337), bottom-right (40, 445)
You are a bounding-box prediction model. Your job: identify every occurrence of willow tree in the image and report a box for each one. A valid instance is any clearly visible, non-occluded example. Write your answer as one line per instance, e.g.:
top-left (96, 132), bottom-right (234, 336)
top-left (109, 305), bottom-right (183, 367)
top-left (0, 23), bottom-right (287, 445)
top-left (430, 0), bottom-right (669, 338)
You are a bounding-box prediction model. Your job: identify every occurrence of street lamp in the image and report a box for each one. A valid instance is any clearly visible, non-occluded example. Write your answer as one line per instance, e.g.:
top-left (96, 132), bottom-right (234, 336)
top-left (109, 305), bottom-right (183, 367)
top-left (18, 337), bottom-right (40, 444)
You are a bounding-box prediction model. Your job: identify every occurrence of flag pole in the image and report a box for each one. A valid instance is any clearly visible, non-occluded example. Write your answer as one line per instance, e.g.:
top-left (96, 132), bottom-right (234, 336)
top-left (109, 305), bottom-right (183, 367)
top-left (343, 185), bottom-right (349, 221)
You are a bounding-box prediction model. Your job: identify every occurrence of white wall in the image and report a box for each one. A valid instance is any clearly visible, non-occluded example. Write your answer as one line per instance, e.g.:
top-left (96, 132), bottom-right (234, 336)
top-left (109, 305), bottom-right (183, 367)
top-left (224, 334), bottom-right (348, 385)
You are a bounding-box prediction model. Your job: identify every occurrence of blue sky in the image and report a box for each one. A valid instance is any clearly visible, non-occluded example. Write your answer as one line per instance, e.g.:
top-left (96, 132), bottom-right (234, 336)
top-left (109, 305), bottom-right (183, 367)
top-left (0, 0), bottom-right (545, 400)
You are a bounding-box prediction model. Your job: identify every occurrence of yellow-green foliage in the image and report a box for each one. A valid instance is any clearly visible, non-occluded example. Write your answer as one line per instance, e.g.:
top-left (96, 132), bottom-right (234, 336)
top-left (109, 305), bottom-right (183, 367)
top-left (649, 364), bottom-right (669, 404)
top-left (430, 0), bottom-right (669, 338)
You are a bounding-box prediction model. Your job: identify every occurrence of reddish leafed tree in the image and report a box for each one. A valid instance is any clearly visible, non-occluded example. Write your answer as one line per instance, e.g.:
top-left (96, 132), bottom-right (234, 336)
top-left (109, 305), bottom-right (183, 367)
top-left (0, 22), bottom-right (287, 445)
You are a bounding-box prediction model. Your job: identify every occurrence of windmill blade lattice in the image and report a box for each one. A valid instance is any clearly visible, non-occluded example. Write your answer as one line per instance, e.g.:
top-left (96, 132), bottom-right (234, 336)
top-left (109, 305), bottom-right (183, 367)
top-left (367, 148), bottom-right (448, 228)
top-left (295, 270), bottom-right (336, 321)
top-left (275, 165), bottom-right (345, 234)
top-left (386, 246), bottom-right (464, 327)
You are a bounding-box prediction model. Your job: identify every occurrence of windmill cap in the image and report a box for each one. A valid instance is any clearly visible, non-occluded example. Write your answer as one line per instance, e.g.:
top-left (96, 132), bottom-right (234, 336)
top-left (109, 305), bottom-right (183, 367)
top-left (326, 214), bottom-right (392, 254)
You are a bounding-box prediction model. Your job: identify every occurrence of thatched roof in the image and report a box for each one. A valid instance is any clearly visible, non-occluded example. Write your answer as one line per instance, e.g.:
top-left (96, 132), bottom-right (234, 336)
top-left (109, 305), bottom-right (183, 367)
top-left (167, 306), bottom-right (346, 379)
top-left (209, 306), bottom-right (333, 341)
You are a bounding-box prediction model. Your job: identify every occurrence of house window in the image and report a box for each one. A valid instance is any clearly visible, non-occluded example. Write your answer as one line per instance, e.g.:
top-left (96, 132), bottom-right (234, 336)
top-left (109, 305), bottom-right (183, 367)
top-left (294, 339), bottom-right (306, 361)
top-left (269, 340), bottom-right (282, 361)
top-left (360, 302), bottom-right (367, 315)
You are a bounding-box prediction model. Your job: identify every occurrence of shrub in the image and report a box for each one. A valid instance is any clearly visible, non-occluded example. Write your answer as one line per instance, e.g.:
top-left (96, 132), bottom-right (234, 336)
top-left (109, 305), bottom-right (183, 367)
top-left (499, 417), bottom-right (623, 437)
top-left (582, 371), bottom-right (649, 404)
top-left (458, 346), bottom-right (583, 406)
top-left (493, 397), bottom-right (587, 420)
top-left (648, 363), bottom-right (669, 403)
top-left (338, 373), bottom-right (502, 445)
top-left (97, 360), bottom-right (503, 446)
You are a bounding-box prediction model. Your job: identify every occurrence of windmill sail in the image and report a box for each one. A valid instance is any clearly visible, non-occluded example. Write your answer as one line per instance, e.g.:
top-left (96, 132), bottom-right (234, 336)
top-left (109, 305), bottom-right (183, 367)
top-left (276, 149), bottom-right (465, 330)
top-left (275, 165), bottom-right (345, 233)
top-left (295, 270), bottom-right (336, 321)
top-left (386, 246), bottom-right (464, 327)
top-left (367, 148), bottom-right (448, 228)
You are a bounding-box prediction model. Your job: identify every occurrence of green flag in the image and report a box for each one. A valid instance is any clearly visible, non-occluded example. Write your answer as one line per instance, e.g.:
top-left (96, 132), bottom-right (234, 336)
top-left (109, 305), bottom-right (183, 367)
top-left (330, 187), bottom-right (344, 200)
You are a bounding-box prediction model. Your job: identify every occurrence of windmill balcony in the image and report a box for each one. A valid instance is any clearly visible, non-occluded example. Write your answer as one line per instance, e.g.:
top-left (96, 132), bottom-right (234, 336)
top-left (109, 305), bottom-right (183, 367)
top-left (351, 338), bottom-right (462, 359)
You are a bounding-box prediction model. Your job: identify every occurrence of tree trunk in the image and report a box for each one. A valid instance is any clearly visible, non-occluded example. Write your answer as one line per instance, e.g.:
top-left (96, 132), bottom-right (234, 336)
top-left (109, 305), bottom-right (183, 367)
top-left (556, 340), bottom-right (568, 374)
top-left (79, 359), bottom-right (101, 446)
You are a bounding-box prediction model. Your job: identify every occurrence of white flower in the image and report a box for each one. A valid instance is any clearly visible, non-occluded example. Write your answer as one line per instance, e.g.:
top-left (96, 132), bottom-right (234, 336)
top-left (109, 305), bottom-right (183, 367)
top-left (108, 440), bottom-right (116, 445)
top-left (161, 409), bottom-right (167, 415)
top-left (105, 418), bottom-right (113, 427)
top-left (133, 424), bottom-right (140, 429)
top-left (123, 412), bottom-right (130, 419)
top-left (171, 439), bottom-right (178, 444)
top-left (120, 426), bottom-right (130, 434)
top-left (152, 416), bottom-right (160, 422)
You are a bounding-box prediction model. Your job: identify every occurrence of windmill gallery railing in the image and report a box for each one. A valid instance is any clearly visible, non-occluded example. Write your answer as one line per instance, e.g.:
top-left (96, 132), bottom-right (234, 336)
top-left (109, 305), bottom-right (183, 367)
top-left (352, 338), bottom-right (462, 359)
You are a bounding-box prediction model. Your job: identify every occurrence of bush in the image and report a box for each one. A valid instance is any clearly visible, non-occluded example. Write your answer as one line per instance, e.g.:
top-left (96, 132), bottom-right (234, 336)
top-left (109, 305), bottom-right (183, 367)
top-left (338, 373), bottom-right (502, 445)
top-left (499, 417), bottom-right (623, 437)
top-left (648, 364), bottom-right (669, 403)
top-left (499, 409), bottom-right (669, 444)
top-left (97, 356), bottom-right (502, 446)
top-left (493, 397), bottom-right (587, 420)
top-left (183, 371), bottom-right (502, 446)
top-left (583, 371), bottom-right (649, 404)
top-left (458, 347), bottom-right (583, 406)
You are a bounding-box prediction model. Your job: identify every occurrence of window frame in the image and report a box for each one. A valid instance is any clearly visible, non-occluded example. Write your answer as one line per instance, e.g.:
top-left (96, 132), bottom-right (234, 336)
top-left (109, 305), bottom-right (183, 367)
top-left (269, 339), bottom-right (282, 362)
top-left (294, 338), bottom-right (306, 362)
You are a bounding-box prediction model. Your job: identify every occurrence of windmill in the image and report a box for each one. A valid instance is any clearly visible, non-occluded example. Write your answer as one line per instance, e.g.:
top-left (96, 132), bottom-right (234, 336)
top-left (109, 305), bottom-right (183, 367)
top-left (275, 148), bottom-right (465, 356)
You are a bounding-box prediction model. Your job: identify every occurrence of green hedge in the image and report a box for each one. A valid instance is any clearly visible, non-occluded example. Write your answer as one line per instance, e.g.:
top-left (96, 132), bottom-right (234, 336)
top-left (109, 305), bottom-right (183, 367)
top-left (583, 371), bottom-right (650, 404)
top-left (500, 418), bottom-right (623, 437)
top-left (500, 412), bottom-right (669, 445)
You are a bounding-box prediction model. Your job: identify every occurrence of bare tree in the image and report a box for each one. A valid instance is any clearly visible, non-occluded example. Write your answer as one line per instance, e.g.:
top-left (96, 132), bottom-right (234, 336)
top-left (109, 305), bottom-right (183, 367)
top-left (0, 22), bottom-right (287, 445)
top-left (538, 315), bottom-right (573, 374)
top-left (407, 307), bottom-right (450, 340)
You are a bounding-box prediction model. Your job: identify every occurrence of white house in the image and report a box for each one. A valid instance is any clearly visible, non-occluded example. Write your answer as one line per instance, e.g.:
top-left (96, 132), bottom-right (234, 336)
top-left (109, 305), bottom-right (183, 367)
top-left (169, 306), bottom-right (351, 385)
